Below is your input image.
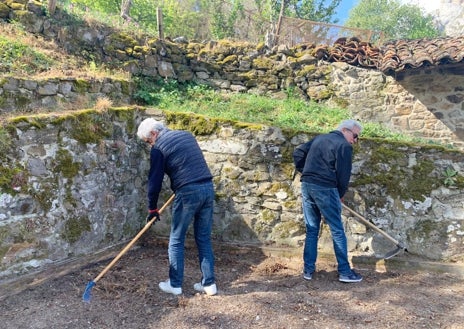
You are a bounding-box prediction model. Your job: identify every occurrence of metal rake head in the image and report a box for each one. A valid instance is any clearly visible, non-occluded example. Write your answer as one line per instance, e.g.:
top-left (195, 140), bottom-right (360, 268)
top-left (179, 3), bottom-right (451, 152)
top-left (82, 281), bottom-right (96, 303)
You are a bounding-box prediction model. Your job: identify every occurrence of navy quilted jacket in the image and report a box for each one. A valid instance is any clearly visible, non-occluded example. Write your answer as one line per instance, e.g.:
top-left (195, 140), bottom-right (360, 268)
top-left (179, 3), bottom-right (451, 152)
top-left (147, 128), bottom-right (212, 209)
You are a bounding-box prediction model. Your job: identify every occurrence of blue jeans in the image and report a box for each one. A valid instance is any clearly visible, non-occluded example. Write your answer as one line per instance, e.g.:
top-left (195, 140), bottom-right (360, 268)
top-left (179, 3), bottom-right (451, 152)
top-left (168, 181), bottom-right (215, 288)
top-left (301, 182), bottom-right (351, 276)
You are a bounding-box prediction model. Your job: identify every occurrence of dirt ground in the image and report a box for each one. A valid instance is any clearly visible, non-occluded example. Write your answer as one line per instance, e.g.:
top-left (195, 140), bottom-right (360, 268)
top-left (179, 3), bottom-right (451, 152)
top-left (1, 235), bottom-right (464, 329)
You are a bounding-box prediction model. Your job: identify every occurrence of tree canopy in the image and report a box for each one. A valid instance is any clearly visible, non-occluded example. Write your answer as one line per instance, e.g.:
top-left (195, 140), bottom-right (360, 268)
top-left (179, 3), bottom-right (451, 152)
top-left (68, 0), bottom-right (442, 42)
top-left (69, 0), bottom-right (344, 41)
top-left (345, 0), bottom-right (441, 41)
top-left (271, 0), bottom-right (342, 23)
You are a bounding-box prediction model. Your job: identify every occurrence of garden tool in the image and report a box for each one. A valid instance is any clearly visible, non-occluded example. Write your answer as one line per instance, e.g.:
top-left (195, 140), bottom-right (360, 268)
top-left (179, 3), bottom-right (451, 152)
top-left (342, 204), bottom-right (408, 259)
top-left (82, 194), bottom-right (175, 302)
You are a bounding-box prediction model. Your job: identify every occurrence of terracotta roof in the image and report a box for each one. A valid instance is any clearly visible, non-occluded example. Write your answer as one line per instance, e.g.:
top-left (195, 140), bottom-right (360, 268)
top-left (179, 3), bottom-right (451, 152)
top-left (313, 36), bottom-right (464, 75)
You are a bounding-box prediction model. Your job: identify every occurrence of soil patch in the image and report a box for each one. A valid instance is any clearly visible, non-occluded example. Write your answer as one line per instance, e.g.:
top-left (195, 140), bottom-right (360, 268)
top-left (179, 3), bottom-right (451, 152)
top-left (1, 235), bottom-right (463, 329)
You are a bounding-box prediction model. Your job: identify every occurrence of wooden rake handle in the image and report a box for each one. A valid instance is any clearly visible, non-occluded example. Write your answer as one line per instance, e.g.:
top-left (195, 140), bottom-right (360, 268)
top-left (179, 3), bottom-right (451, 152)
top-left (93, 194), bottom-right (175, 283)
top-left (342, 203), bottom-right (402, 247)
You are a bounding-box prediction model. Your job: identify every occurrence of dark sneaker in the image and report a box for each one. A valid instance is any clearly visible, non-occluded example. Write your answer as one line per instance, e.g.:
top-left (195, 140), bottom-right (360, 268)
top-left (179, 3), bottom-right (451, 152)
top-left (339, 270), bottom-right (363, 283)
top-left (303, 272), bottom-right (313, 281)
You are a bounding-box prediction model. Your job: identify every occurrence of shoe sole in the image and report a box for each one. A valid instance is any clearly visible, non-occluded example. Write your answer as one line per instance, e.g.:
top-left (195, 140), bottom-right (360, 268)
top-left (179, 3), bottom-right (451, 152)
top-left (339, 278), bottom-right (363, 283)
top-left (303, 275), bottom-right (312, 281)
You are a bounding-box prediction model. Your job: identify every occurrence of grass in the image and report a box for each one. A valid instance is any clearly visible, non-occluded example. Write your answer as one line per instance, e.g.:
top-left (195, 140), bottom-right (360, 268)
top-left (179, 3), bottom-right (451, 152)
top-left (0, 14), bottom-right (448, 147)
top-left (133, 77), bottom-right (436, 143)
top-left (0, 21), bottom-right (129, 80)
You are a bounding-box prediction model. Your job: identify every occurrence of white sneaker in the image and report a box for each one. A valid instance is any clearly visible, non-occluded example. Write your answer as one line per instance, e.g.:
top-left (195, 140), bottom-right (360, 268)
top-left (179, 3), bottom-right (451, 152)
top-left (193, 282), bottom-right (217, 296)
top-left (159, 280), bottom-right (182, 295)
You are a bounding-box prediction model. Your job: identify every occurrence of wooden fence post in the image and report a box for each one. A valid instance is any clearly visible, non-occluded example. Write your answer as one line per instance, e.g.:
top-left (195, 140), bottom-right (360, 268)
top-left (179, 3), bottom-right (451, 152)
top-left (157, 7), bottom-right (164, 40)
top-left (48, 0), bottom-right (57, 15)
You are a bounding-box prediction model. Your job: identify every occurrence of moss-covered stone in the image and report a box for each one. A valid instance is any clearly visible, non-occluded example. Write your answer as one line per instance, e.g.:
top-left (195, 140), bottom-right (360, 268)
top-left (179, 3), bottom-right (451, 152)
top-left (29, 181), bottom-right (55, 212)
top-left (0, 127), bottom-right (12, 160)
top-left (221, 54), bottom-right (238, 65)
top-left (73, 79), bottom-right (91, 93)
top-left (8, 115), bottom-right (45, 129)
top-left (0, 164), bottom-right (27, 194)
top-left (296, 64), bottom-right (317, 77)
top-left (54, 149), bottom-right (79, 179)
top-left (260, 208), bottom-right (275, 223)
top-left (109, 107), bottom-right (136, 134)
top-left (353, 143), bottom-right (439, 201)
top-left (407, 219), bottom-right (448, 246)
top-left (252, 57), bottom-right (275, 70)
top-left (0, 245), bottom-right (9, 262)
top-left (61, 216), bottom-right (91, 243)
top-left (274, 220), bottom-right (303, 239)
top-left (68, 111), bottom-right (112, 144)
top-left (165, 112), bottom-right (221, 135)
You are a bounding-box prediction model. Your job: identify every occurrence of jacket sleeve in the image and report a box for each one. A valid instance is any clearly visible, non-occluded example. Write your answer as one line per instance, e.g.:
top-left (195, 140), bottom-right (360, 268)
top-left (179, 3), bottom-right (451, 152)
top-left (293, 140), bottom-right (313, 173)
top-left (335, 143), bottom-right (353, 197)
top-left (148, 148), bottom-right (165, 210)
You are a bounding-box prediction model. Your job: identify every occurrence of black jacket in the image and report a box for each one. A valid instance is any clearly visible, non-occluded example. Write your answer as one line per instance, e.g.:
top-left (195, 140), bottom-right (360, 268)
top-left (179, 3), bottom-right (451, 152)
top-left (294, 130), bottom-right (353, 197)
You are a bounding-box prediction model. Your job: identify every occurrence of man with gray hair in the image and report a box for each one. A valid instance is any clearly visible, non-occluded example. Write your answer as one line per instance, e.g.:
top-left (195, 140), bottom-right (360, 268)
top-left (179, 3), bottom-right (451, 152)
top-left (137, 118), bottom-right (217, 296)
top-left (293, 119), bottom-right (363, 283)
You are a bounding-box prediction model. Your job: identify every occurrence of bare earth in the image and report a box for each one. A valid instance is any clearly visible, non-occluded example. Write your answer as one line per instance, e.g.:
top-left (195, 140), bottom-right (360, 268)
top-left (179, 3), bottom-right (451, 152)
top-left (1, 234), bottom-right (464, 329)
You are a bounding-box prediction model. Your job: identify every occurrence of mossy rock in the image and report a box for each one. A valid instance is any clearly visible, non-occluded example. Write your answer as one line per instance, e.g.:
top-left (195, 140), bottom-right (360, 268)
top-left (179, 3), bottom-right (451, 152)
top-left (53, 149), bottom-right (79, 179)
top-left (61, 216), bottom-right (91, 243)
top-left (0, 164), bottom-right (27, 194)
top-left (165, 112), bottom-right (221, 135)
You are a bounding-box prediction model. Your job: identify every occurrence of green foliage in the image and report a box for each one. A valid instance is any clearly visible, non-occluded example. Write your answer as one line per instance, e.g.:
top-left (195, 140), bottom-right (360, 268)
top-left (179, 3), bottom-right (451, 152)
top-left (155, 0), bottom-right (208, 39)
top-left (443, 167), bottom-right (458, 187)
top-left (134, 77), bottom-right (357, 135)
top-left (345, 0), bottom-right (441, 41)
top-left (69, 0), bottom-right (210, 39)
top-left (66, 0), bottom-right (344, 42)
top-left (271, 0), bottom-right (342, 23)
top-left (0, 35), bottom-right (54, 75)
top-left (211, 0), bottom-right (245, 39)
top-left (132, 77), bottom-right (451, 147)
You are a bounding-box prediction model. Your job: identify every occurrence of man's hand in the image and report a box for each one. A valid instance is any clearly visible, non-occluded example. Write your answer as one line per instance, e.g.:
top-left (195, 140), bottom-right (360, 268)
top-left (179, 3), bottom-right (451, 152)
top-left (146, 209), bottom-right (160, 223)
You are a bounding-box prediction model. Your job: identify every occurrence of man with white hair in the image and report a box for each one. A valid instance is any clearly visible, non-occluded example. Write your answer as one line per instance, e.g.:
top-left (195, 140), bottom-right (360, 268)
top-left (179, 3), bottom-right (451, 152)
top-left (293, 119), bottom-right (363, 283)
top-left (137, 118), bottom-right (217, 296)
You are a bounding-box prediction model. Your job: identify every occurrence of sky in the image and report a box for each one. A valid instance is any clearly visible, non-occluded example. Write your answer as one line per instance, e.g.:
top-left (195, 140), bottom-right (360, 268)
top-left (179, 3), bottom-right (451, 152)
top-left (333, 0), bottom-right (441, 25)
top-left (334, 0), bottom-right (358, 24)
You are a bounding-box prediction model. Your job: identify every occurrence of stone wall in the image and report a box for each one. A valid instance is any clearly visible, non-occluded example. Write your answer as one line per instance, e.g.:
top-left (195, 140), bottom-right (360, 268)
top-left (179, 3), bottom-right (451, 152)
top-left (1, 0), bottom-right (464, 150)
top-left (0, 77), bottom-right (132, 113)
top-left (1, 108), bottom-right (463, 281)
top-left (329, 63), bottom-right (464, 150)
top-left (1, 0), bottom-right (464, 282)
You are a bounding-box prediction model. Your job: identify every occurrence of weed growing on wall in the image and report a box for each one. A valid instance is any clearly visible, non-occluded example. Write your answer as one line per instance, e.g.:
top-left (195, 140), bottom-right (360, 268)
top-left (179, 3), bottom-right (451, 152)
top-left (0, 35), bottom-right (54, 75)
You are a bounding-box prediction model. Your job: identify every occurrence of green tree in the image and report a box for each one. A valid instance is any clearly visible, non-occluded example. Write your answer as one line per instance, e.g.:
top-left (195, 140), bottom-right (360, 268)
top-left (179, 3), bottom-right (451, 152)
top-left (211, 0), bottom-right (245, 39)
top-left (345, 0), bottom-right (441, 40)
top-left (70, 0), bottom-right (210, 38)
top-left (68, 0), bottom-right (344, 41)
top-left (271, 0), bottom-right (342, 23)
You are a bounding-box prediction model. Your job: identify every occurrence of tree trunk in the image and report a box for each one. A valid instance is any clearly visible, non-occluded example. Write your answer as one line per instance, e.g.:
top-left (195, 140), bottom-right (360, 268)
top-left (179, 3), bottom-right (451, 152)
top-left (48, 0), bottom-right (57, 15)
top-left (275, 0), bottom-right (286, 45)
top-left (120, 0), bottom-right (132, 20)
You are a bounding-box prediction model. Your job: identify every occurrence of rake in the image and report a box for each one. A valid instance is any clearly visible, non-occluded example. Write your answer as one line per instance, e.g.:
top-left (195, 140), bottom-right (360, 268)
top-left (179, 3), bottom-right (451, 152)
top-left (82, 194), bottom-right (175, 302)
top-left (342, 203), bottom-right (408, 259)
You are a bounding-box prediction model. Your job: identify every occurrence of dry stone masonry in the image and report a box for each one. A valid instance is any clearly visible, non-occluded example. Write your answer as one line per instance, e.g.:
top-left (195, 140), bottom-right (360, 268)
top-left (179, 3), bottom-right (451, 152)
top-left (1, 0), bottom-right (463, 150)
top-left (0, 1), bottom-right (464, 282)
top-left (0, 108), bottom-right (463, 281)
